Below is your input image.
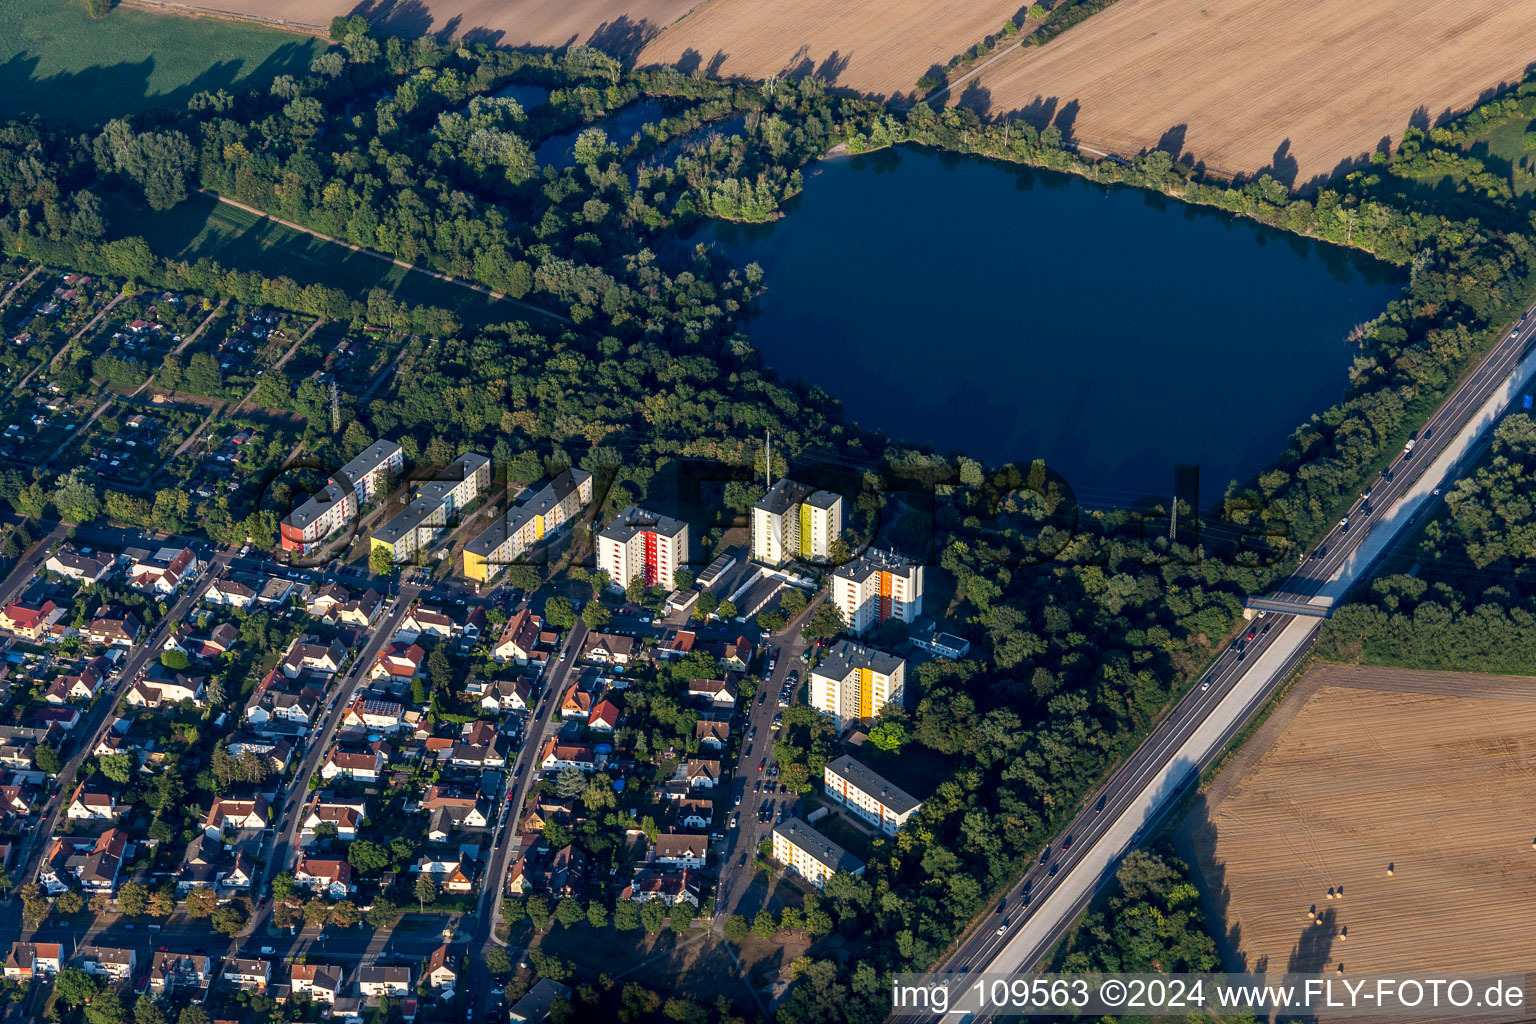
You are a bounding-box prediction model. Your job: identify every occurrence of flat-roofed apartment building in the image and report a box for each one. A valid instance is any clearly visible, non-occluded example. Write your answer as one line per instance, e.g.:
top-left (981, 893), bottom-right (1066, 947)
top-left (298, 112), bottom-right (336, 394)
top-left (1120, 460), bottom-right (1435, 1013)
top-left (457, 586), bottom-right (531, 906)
top-left (823, 755), bottom-right (921, 835)
top-left (831, 549), bottom-right (923, 635)
top-left (751, 478), bottom-right (842, 566)
top-left (597, 506), bottom-right (689, 591)
top-left (462, 469), bottom-right (593, 584)
top-left (370, 452), bottom-right (490, 563)
top-left (809, 640), bottom-right (905, 731)
top-left (771, 817), bottom-right (864, 889)
top-left (280, 439), bottom-right (404, 553)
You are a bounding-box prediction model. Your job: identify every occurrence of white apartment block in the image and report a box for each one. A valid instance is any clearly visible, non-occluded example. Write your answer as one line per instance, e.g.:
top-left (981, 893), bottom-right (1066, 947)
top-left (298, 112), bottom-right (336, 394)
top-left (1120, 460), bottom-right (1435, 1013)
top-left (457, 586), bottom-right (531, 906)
top-left (809, 640), bottom-right (905, 731)
top-left (771, 817), bottom-right (864, 889)
top-left (831, 549), bottom-right (923, 635)
top-left (597, 506), bottom-right (689, 591)
top-left (751, 478), bottom-right (842, 566)
top-left (371, 451), bottom-right (490, 563)
top-left (823, 755), bottom-right (921, 835)
top-left (281, 439), bottom-right (403, 553)
top-left (463, 468), bottom-right (593, 583)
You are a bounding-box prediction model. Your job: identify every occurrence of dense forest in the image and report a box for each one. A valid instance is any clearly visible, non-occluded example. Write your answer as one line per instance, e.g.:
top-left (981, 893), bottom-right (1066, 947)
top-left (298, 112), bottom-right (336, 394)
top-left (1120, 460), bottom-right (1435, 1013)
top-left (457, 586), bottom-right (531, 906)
top-left (3, 18), bottom-right (1536, 1024)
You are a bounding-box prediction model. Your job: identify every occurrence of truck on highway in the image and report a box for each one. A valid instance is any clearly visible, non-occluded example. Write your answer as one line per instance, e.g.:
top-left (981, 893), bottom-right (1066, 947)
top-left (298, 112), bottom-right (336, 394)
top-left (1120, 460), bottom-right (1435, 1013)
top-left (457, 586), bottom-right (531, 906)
top-left (1403, 437), bottom-right (1416, 455)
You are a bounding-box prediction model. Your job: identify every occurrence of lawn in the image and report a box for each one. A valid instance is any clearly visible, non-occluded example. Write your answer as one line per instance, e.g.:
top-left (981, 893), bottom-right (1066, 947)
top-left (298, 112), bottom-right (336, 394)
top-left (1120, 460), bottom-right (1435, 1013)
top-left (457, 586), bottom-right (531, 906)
top-left (108, 191), bottom-right (517, 325)
top-left (1465, 116), bottom-right (1536, 195)
top-left (0, 0), bottom-right (322, 126)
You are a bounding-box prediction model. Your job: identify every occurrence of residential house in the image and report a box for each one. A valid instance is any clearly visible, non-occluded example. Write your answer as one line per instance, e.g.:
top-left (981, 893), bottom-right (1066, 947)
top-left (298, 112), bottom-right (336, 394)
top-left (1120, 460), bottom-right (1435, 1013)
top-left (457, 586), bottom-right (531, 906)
top-left (508, 979), bottom-right (572, 1024)
top-left (281, 640), bottom-right (347, 679)
top-left (203, 795), bottom-right (271, 837)
top-left (222, 957), bottom-right (270, 991)
top-left (674, 798), bottom-right (713, 831)
top-left (693, 720), bottom-right (729, 750)
top-left (290, 963), bottom-right (344, 1004)
top-left (66, 782), bottom-right (116, 821)
top-left (44, 547), bottom-right (114, 584)
top-left (46, 656), bottom-right (111, 704)
top-left (653, 833), bottom-right (708, 869)
top-left (476, 676), bottom-right (531, 713)
top-left (224, 733), bottom-right (294, 772)
top-left (0, 600), bottom-right (65, 640)
top-left (538, 739), bottom-right (596, 773)
top-left (683, 759), bottom-right (721, 790)
top-left (301, 797), bottom-right (367, 843)
top-left (77, 946), bottom-right (136, 982)
top-left (341, 696), bottom-right (405, 733)
top-left (245, 687), bottom-right (321, 732)
top-left (370, 641), bottom-right (424, 684)
top-left (83, 607), bottom-right (143, 647)
top-left (293, 857), bottom-right (353, 898)
top-left (426, 945), bottom-right (457, 992)
top-left (491, 608), bottom-right (544, 665)
top-left (685, 677), bottom-right (738, 706)
top-left (203, 577), bottom-right (256, 609)
top-left (506, 843), bottom-right (585, 899)
top-left (580, 632), bottom-right (634, 665)
top-left (149, 952), bottom-right (211, 995)
top-left (587, 699), bottom-right (619, 732)
top-left (320, 747), bottom-right (385, 781)
top-left (127, 546), bottom-right (201, 595)
top-left (620, 868), bottom-right (701, 907)
top-left (356, 965), bottom-right (412, 998)
top-left (397, 606), bottom-right (454, 643)
top-left (559, 685), bottom-right (592, 719)
top-left (32, 706), bottom-right (80, 732)
top-left (127, 666), bottom-right (206, 708)
top-left (3, 942), bottom-right (63, 980)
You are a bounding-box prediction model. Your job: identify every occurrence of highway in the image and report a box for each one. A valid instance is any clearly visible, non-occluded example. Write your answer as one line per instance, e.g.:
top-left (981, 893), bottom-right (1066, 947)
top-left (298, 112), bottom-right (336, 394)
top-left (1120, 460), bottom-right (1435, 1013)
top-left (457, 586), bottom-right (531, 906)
top-left (911, 300), bottom-right (1536, 1023)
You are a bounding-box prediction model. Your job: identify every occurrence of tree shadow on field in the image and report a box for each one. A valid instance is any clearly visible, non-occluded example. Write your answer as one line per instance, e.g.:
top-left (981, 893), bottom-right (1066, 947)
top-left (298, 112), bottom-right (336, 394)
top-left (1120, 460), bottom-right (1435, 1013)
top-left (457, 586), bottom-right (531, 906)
top-left (1053, 98), bottom-right (1080, 143)
top-left (814, 50), bottom-right (851, 85)
top-left (0, 44), bottom-right (318, 128)
top-left (1254, 139), bottom-right (1300, 189)
top-left (955, 80), bottom-right (992, 117)
top-left (586, 15), bottom-right (667, 66)
top-left (1288, 905), bottom-right (1338, 974)
top-left (1177, 787), bottom-right (1248, 970)
top-left (1154, 123), bottom-right (1188, 164)
top-left (350, 0), bottom-right (438, 39)
top-left (998, 94), bottom-right (1059, 131)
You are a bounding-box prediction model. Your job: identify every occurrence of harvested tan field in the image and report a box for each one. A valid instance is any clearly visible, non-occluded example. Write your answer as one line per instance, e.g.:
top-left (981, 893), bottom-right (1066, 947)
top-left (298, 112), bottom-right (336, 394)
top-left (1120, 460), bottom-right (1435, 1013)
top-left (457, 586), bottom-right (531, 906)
top-left (638, 0), bottom-right (1019, 100)
top-left (1180, 664), bottom-right (1536, 977)
top-left (193, 0), bottom-right (703, 58)
top-left (968, 0), bottom-right (1536, 184)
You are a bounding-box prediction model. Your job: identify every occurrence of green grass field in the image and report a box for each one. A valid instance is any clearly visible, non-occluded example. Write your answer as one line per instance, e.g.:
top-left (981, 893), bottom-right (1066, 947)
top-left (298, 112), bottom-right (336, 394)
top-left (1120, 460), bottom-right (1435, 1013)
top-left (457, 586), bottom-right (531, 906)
top-left (109, 191), bottom-right (522, 326)
top-left (0, 0), bottom-right (321, 126)
top-left (1467, 116), bottom-right (1536, 195)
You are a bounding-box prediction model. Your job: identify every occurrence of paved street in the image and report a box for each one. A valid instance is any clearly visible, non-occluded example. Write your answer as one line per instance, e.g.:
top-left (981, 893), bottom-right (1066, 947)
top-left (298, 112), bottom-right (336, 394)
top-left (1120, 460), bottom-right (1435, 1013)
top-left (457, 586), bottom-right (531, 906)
top-left (464, 618), bottom-right (588, 1024)
top-left (712, 593), bottom-right (824, 923)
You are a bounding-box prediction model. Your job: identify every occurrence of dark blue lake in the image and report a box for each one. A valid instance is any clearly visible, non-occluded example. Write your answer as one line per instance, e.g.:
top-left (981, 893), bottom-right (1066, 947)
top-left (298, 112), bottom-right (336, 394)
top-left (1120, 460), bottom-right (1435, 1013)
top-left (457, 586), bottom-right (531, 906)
top-left (713, 146), bottom-right (1404, 504)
